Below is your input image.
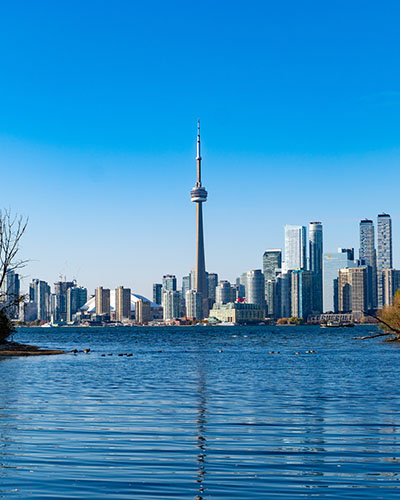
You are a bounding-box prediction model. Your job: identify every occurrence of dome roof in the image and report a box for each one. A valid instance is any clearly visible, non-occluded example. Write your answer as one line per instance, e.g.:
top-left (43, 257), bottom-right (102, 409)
top-left (80, 291), bottom-right (160, 314)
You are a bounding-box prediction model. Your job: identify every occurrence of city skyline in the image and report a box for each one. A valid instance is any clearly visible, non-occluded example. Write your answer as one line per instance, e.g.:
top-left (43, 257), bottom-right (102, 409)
top-left (1, 2), bottom-right (400, 297)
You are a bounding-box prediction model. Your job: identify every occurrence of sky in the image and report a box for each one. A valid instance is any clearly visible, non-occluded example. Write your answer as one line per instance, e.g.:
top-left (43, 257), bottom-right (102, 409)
top-left (1, 1), bottom-right (400, 297)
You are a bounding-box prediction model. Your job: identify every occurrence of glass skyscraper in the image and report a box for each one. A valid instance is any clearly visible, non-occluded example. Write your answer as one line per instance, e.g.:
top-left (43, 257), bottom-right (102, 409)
top-left (377, 213), bottom-right (392, 308)
top-left (359, 219), bottom-right (377, 310)
top-left (262, 249), bottom-right (282, 317)
top-left (323, 248), bottom-right (355, 312)
top-left (284, 225), bottom-right (307, 271)
top-left (309, 222), bottom-right (323, 314)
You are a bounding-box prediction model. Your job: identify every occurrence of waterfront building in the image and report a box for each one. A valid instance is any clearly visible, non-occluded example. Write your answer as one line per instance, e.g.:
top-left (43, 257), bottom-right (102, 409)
top-left (115, 286), bottom-right (131, 321)
top-left (338, 267), bottom-right (368, 317)
top-left (309, 222), bottom-right (323, 313)
top-left (53, 281), bottom-right (75, 322)
top-left (237, 273), bottom-right (248, 298)
top-left (291, 269), bottom-right (313, 320)
top-left (162, 290), bottom-right (181, 321)
top-left (152, 283), bottom-right (162, 305)
top-left (190, 121), bottom-right (209, 319)
top-left (284, 225), bottom-right (307, 271)
top-left (136, 298), bottom-right (151, 324)
top-left (323, 248), bottom-right (355, 313)
top-left (276, 271), bottom-right (292, 318)
top-left (95, 286), bottom-right (111, 316)
top-left (262, 249), bottom-right (282, 317)
top-left (182, 276), bottom-right (191, 298)
top-left (209, 302), bottom-right (265, 324)
top-left (359, 219), bottom-right (377, 310)
top-left (81, 292), bottom-right (162, 320)
top-left (0, 270), bottom-right (20, 319)
top-left (29, 279), bottom-right (51, 322)
top-left (66, 286), bottom-right (87, 323)
top-left (162, 275), bottom-right (177, 292)
top-left (246, 270), bottom-right (266, 314)
top-left (377, 213), bottom-right (393, 308)
top-left (185, 290), bottom-right (203, 320)
top-left (383, 269), bottom-right (400, 307)
top-left (216, 280), bottom-right (232, 304)
top-left (207, 273), bottom-right (218, 303)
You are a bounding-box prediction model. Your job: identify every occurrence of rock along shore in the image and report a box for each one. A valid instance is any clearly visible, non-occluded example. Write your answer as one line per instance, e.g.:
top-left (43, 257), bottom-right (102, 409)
top-left (0, 341), bottom-right (66, 356)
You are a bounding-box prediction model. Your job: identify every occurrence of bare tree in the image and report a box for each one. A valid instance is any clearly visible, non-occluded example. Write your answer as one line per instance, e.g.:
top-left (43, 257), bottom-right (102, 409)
top-left (0, 209), bottom-right (28, 342)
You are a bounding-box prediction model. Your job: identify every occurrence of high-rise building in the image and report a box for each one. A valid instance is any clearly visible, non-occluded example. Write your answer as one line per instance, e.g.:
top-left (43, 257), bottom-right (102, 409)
top-left (309, 222), bottom-right (323, 313)
top-left (162, 290), bottom-right (181, 320)
top-left (191, 121), bottom-right (208, 319)
top-left (182, 276), bottom-right (191, 298)
top-left (66, 286), bottom-right (87, 323)
top-left (153, 283), bottom-right (162, 305)
top-left (359, 219), bottom-right (377, 310)
top-left (216, 280), bottom-right (232, 304)
top-left (262, 249), bottom-right (282, 317)
top-left (185, 290), bottom-right (203, 320)
top-left (284, 225), bottom-right (307, 271)
top-left (0, 270), bottom-right (20, 319)
top-left (383, 269), bottom-right (400, 307)
top-left (95, 286), bottom-right (111, 316)
top-left (276, 271), bottom-right (292, 318)
top-left (291, 269), bottom-right (313, 320)
top-left (162, 275), bottom-right (177, 292)
top-left (136, 298), bottom-right (151, 324)
top-left (115, 286), bottom-right (131, 321)
top-left (246, 270), bottom-right (266, 314)
top-left (323, 248), bottom-right (355, 313)
top-left (53, 281), bottom-right (75, 322)
top-left (338, 267), bottom-right (368, 316)
top-left (207, 273), bottom-right (218, 303)
top-left (377, 213), bottom-right (393, 308)
top-left (29, 279), bottom-right (51, 322)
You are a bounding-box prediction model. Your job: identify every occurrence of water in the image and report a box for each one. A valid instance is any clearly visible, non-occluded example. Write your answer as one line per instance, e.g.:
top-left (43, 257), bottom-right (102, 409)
top-left (1, 325), bottom-right (400, 499)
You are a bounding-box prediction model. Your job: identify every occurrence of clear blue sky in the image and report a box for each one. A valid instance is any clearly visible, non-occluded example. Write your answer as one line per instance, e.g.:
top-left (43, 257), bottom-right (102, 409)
top-left (1, 1), bottom-right (400, 297)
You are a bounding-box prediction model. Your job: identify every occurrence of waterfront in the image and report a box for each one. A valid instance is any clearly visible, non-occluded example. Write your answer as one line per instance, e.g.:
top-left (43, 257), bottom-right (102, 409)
top-left (1, 326), bottom-right (400, 499)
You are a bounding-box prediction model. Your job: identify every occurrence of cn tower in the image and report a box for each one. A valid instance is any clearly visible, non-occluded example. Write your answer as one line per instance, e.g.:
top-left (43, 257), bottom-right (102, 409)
top-left (191, 120), bottom-right (208, 318)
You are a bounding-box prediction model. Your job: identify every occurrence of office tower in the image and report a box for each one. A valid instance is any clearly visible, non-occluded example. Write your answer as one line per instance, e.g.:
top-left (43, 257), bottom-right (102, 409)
top-left (323, 248), bottom-right (355, 312)
top-left (207, 273), bottom-right (218, 303)
top-left (115, 286), bottom-right (131, 321)
top-left (291, 269), bottom-right (313, 319)
top-left (153, 283), bottom-right (162, 305)
top-left (95, 286), bottom-right (111, 316)
top-left (359, 219), bottom-right (377, 310)
top-left (230, 284), bottom-right (241, 302)
top-left (276, 271), bottom-right (292, 318)
top-left (29, 279), bottom-right (51, 322)
top-left (309, 222), bottom-right (323, 313)
top-left (182, 276), bottom-right (191, 298)
top-left (66, 286), bottom-right (87, 323)
top-left (162, 275), bottom-right (177, 292)
top-left (189, 269), bottom-right (196, 290)
top-left (246, 270), bottom-right (266, 313)
top-left (377, 213), bottom-right (393, 308)
top-left (237, 273), bottom-right (248, 298)
top-left (0, 270), bottom-right (20, 319)
top-left (216, 280), bottom-right (232, 304)
top-left (186, 290), bottom-right (203, 320)
top-left (383, 269), bottom-right (400, 307)
top-left (191, 121), bottom-right (208, 319)
top-left (136, 298), bottom-right (151, 324)
top-left (53, 281), bottom-right (75, 322)
top-left (338, 267), bottom-right (367, 316)
top-left (162, 290), bottom-right (181, 320)
top-left (263, 249), bottom-right (282, 317)
top-left (284, 225), bottom-right (307, 271)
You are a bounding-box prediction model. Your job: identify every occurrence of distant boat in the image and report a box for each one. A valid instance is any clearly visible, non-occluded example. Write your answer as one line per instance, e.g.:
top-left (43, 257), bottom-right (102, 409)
top-left (321, 321), bottom-right (354, 328)
top-left (216, 322), bottom-right (236, 326)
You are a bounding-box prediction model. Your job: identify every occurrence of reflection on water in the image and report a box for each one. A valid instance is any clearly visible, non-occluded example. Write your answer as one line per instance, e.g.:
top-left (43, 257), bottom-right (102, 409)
top-left (0, 326), bottom-right (399, 499)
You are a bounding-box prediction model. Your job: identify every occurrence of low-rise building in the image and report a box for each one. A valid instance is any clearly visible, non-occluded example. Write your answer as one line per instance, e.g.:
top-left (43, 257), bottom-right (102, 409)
top-left (209, 302), bottom-right (265, 324)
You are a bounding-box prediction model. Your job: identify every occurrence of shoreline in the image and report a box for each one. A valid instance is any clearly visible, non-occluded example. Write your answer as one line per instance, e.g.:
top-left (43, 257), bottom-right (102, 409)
top-left (0, 341), bottom-right (66, 356)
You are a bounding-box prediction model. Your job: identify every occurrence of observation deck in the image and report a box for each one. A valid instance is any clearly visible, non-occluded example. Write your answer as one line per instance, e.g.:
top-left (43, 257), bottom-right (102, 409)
top-left (191, 185), bottom-right (208, 203)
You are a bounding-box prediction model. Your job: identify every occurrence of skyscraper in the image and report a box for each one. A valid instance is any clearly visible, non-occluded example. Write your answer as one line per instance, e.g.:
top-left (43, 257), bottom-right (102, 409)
top-left (162, 290), bottom-right (181, 320)
top-left (29, 279), bottom-right (51, 322)
top-left (115, 286), bottom-right (131, 321)
top-left (191, 120), bottom-right (208, 319)
top-left (185, 290), bottom-right (203, 320)
top-left (383, 269), bottom-right (400, 306)
top-left (359, 219), bottom-right (377, 310)
top-left (377, 213), bottom-right (392, 308)
top-left (309, 222), bottom-right (323, 313)
top-left (262, 249), bottom-right (281, 317)
top-left (95, 286), bottom-right (110, 316)
top-left (323, 248), bottom-right (355, 312)
top-left (291, 269), bottom-right (313, 320)
top-left (207, 273), bottom-right (218, 304)
top-left (246, 270), bottom-right (266, 313)
top-left (66, 286), bottom-right (88, 323)
top-left (0, 270), bottom-right (20, 319)
top-left (152, 283), bottom-right (162, 305)
top-left (162, 275), bottom-right (177, 292)
top-left (284, 225), bottom-right (307, 271)
top-left (338, 267), bottom-right (368, 317)
top-left (216, 280), bottom-right (232, 304)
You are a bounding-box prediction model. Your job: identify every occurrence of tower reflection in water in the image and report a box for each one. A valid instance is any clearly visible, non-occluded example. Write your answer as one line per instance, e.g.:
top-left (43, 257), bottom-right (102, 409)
top-left (195, 358), bottom-right (207, 500)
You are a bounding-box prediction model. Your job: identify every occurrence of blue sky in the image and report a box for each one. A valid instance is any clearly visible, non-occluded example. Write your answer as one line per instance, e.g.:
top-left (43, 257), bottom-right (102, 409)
top-left (1, 1), bottom-right (400, 297)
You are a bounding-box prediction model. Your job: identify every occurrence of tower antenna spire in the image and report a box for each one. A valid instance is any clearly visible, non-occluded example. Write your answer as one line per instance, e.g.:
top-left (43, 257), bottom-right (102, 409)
top-left (196, 119), bottom-right (201, 186)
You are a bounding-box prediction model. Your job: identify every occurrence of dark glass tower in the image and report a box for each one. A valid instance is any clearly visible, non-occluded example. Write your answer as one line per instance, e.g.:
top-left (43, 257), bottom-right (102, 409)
top-left (359, 219), bottom-right (377, 310)
top-left (191, 121), bottom-right (208, 319)
top-left (309, 222), bottom-right (323, 314)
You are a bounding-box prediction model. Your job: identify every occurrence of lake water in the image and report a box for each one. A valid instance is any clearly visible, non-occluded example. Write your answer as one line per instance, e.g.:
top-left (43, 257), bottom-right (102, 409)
top-left (1, 325), bottom-right (400, 499)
